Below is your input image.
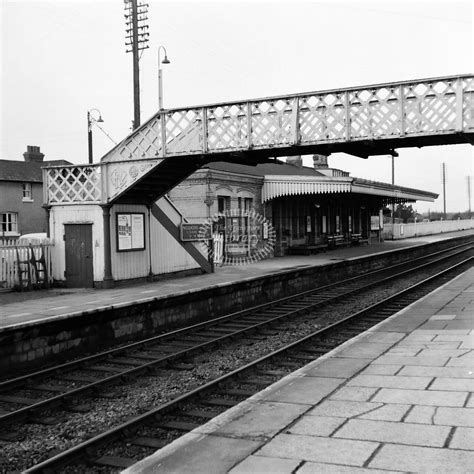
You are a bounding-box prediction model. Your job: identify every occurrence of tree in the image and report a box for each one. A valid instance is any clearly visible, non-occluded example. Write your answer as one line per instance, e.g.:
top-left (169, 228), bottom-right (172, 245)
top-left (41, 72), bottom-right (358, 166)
top-left (393, 203), bottom-right (416, 223)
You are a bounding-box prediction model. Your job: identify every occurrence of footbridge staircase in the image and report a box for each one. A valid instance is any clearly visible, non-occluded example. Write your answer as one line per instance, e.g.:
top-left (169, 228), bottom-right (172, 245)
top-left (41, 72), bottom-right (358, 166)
top-left (44, 75), bottom-right (473, 207)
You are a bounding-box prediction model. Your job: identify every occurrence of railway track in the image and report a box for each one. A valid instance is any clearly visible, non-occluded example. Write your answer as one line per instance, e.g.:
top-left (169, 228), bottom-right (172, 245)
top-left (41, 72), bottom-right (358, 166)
top-left (0, 244), bottom-right (472, 472)
top-left (23, 255), bottom-right (473, 473)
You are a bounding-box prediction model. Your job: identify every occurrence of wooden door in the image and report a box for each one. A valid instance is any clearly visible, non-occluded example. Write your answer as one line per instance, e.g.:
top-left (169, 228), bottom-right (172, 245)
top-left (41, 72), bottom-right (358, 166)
top-left (64, 224), bottom-right (93, 288)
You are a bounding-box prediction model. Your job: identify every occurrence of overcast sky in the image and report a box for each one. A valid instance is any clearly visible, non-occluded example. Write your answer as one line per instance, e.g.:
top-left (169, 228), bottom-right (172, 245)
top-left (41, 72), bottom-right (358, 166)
top-left (1, 0), bottom-right (473, 213)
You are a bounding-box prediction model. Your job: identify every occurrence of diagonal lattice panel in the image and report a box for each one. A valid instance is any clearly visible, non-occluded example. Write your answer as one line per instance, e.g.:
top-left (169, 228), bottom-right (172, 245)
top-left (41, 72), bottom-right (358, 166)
top-left (165, 109), bottom-right (203, 155)
top-left (207, 103), bottom-right (248, 151)
top-left (108, 116), bottom-right (163, 161)
top-left (299, 92), bottom-right (346, 143)
top-left (251, 99), bottom-right (294, 147)
top-left (46, 166), bottom-right (102, 204)
top-left (349, 87), bottom-right (402, 139)
top-left (403, 80), bottom-right (457, 134)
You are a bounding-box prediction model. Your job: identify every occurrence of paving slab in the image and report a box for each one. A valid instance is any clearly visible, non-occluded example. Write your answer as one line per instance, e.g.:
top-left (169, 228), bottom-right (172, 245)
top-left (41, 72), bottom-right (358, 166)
top-left (372, 388), bottom-right (468, 407)
top-left (286, 415), bottom-right (346, 437)
top-left (347, 374), bottom-right (433, 390)
top-left (229, 455), bottom-right (300, 474)
top-left (123, 433), bottom-right (263, 474)
top-left (449, 427), bottom-right (474, 450)
top-left (303, 357), bottom-right (371, 379)
top-left (260, 376), bottom-right (343, 404)
top-left (329, 386), bottom-right (379, 402)
top-left (256, 434), bottom-right (379, 467)
top-left (212, 401), bottom-right (310, 439)
top-left (297, 462), bottom-right (401, 473)
top-left (357, 403), bottom-right (411, 422)
top-left (399, 365), bottom-right (474, 379)
top-left (433, 407), bottom-right (474, 427)
top-left (369, 443), bottom-right (474, 472)
top-left (333, 418), bottom-right (451, 447)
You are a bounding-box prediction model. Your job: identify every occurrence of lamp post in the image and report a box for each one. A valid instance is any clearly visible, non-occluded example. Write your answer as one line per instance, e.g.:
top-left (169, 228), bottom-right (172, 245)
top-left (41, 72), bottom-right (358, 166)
top-left (157, 45), bottom-right (171, 110)
top-left (87, 109), bottom-right (104, 164)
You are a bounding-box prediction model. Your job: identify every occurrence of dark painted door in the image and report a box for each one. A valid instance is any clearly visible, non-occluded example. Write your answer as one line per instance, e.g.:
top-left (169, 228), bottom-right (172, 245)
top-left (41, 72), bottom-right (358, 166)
top-left (64, 224), bottom-right (93, 288)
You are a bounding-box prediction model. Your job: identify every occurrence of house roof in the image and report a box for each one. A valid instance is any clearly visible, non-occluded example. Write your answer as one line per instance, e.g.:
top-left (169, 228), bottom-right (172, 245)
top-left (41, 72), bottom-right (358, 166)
top-left (0, 160), bottom-right (72, 183)
top-left (204, 160), bottom-right (326, 177)
top-left (202, 160), bottom-right (438, 203)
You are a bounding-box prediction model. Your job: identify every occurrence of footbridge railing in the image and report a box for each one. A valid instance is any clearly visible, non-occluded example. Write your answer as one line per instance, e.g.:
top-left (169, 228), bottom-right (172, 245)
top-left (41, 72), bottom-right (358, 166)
top-left (102, 74), bottom-right (474, 163)
top-left (44, 75), bottom-right (473, 205)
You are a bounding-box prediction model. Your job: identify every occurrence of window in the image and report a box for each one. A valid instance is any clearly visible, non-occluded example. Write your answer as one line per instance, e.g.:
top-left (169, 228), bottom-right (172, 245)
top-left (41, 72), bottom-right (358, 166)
top-left (217, 196), bottom-right (230, 213)
top-left (22, 183), bottom-right (33, 201)
top-left (1, 212), bottom-right (19, 234)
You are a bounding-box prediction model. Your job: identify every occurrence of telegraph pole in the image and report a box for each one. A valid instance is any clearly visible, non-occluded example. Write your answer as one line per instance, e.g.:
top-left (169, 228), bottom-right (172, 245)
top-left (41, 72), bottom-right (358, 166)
top-left (442, 162), bottom-right (447, 219)
top-left (124, 0), bottom-right (149, 130)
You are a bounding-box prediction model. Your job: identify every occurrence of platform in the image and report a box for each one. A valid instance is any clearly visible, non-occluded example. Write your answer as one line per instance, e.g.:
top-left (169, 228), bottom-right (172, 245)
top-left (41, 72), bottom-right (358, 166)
top-left (123, 265), bottom-right (474, 474)
top-left (0, 230), bottom-right (472, 331)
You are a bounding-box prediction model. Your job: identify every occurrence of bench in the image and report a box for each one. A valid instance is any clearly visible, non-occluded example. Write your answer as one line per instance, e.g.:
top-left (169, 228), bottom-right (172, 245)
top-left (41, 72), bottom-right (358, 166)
top-left (350, 233), bottom-right (368, 245)
top-left (287, 243), bottom-right (328, 255)
top-left (327, 234), bottom-right (350, 249)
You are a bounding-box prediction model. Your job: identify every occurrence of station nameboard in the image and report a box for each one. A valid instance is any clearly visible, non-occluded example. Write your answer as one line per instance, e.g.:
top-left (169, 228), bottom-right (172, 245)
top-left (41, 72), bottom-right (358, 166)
top-left (180, 223), bottom-right (212, 241)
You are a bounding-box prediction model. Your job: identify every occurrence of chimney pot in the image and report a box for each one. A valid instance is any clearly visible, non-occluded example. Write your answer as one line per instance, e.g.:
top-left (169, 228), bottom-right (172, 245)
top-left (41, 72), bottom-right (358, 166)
top-left (23, 145), bottom-right (45, 162)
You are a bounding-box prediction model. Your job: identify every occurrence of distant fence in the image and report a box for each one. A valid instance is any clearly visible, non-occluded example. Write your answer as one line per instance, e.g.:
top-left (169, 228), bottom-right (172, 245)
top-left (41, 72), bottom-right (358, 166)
top-left (383, 219), bottom-right (474, 240)
top-left (0, 244), bottom-right (53, 290)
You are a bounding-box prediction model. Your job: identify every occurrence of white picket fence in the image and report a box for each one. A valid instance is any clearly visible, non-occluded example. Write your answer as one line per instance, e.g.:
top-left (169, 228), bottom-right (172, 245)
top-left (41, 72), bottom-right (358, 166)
top-left (213, 233), bottom-right (224, 264)
top-left (0, 244), bottom-right (53, 290)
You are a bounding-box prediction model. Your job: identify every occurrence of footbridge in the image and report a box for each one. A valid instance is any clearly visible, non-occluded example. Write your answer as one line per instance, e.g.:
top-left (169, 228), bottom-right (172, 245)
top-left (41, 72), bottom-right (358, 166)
top-left (44, 74), bottom-right (473, 206)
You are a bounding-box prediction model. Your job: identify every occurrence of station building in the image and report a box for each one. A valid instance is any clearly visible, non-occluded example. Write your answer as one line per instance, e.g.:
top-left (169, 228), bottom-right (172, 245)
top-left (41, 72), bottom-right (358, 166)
top-left (168, 155), bottom-right (438, 258)
top-left (43, 154), bottom-right (437, 288)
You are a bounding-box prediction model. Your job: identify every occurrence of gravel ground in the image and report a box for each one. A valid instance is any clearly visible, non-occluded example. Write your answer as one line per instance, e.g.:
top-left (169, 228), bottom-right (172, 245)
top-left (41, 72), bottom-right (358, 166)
top-left (0, 265), bottom-right (458, 473)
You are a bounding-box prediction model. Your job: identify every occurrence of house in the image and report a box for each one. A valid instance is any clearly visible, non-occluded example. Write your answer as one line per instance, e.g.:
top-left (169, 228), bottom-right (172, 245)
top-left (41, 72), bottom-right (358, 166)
top-left (0, 146), bottom-right (71, 242)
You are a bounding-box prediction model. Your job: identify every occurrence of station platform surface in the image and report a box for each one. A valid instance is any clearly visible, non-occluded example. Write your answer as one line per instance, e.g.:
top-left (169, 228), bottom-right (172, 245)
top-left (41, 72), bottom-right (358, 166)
top-left (0, 230), bottom-right (472, 331)
top-left (123, 265), bottom-right (474, 474)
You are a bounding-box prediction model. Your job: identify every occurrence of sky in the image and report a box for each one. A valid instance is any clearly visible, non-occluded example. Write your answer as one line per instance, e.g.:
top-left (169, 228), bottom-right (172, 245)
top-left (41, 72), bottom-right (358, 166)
top-left (1, 0), bottom-right (473, 214)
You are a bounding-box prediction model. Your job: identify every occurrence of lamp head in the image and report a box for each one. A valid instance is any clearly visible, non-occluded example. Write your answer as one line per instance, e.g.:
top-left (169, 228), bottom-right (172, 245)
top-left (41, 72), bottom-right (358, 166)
top-left (97, 115), bottom-right (104, 123)
top-left (162, 55), bottom-right (170, 64)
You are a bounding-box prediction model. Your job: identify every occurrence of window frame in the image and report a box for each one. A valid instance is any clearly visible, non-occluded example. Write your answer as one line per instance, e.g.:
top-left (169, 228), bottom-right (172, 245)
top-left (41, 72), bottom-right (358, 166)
top-left (1, 212), bottom-right (19, 235)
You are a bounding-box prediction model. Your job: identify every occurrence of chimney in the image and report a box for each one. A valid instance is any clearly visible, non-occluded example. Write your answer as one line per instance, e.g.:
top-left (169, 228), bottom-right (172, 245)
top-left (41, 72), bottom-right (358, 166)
top-left (286, 155), bottom-right (302, 168)
top-left (313, 154), bottom-right (329, 169)
top-left (23, 145), bottom-right (44, 162)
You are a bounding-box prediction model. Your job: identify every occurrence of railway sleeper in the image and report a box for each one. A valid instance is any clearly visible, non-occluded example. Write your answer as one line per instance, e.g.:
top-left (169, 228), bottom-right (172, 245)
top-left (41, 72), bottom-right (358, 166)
top-left (57, 374), bottom-right (101, 383)
top-left (28, 384), bottom-right (68, 393)
top-left (242, 378), bottom-right (273, 387)
top-left (27, 414), bottom-right (61, 425)
top-left (87, 364), bottom-right (123, 373)
top-left (158, 420), bottom-right (200, 432)
top-left (278, 360), bottom-right (304, 369)
top-left (256, 369), bottom-right (288, 377)
top-left (93, 455), bottom-right (136, 469)
top-left (220, 388), bottom-right (255, 397)
top-left (168, 363), bottom-right (194, 371)
top-left (288, 353), bottom-right (318, 362)
top-left (0, 430), bottom-right (22, 442)
top-left (201, 397), bottom-right (237, 407)
top-left (183, 408), bottom-right (221, 419)
top-left (131, 436), bottom-right (168, 449)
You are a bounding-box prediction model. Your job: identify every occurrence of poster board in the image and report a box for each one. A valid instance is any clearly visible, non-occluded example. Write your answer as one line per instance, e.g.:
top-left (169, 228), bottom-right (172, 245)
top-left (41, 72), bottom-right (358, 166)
top-left (116, 213), bottom-right (145, 251)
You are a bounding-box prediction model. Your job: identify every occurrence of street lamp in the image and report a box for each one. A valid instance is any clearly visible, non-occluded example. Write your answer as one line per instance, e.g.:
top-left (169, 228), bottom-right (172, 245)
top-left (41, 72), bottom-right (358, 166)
top-left (157, 45), bottom-right (171, 110)
top-left (87, 109), bottom-right (104, 164)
